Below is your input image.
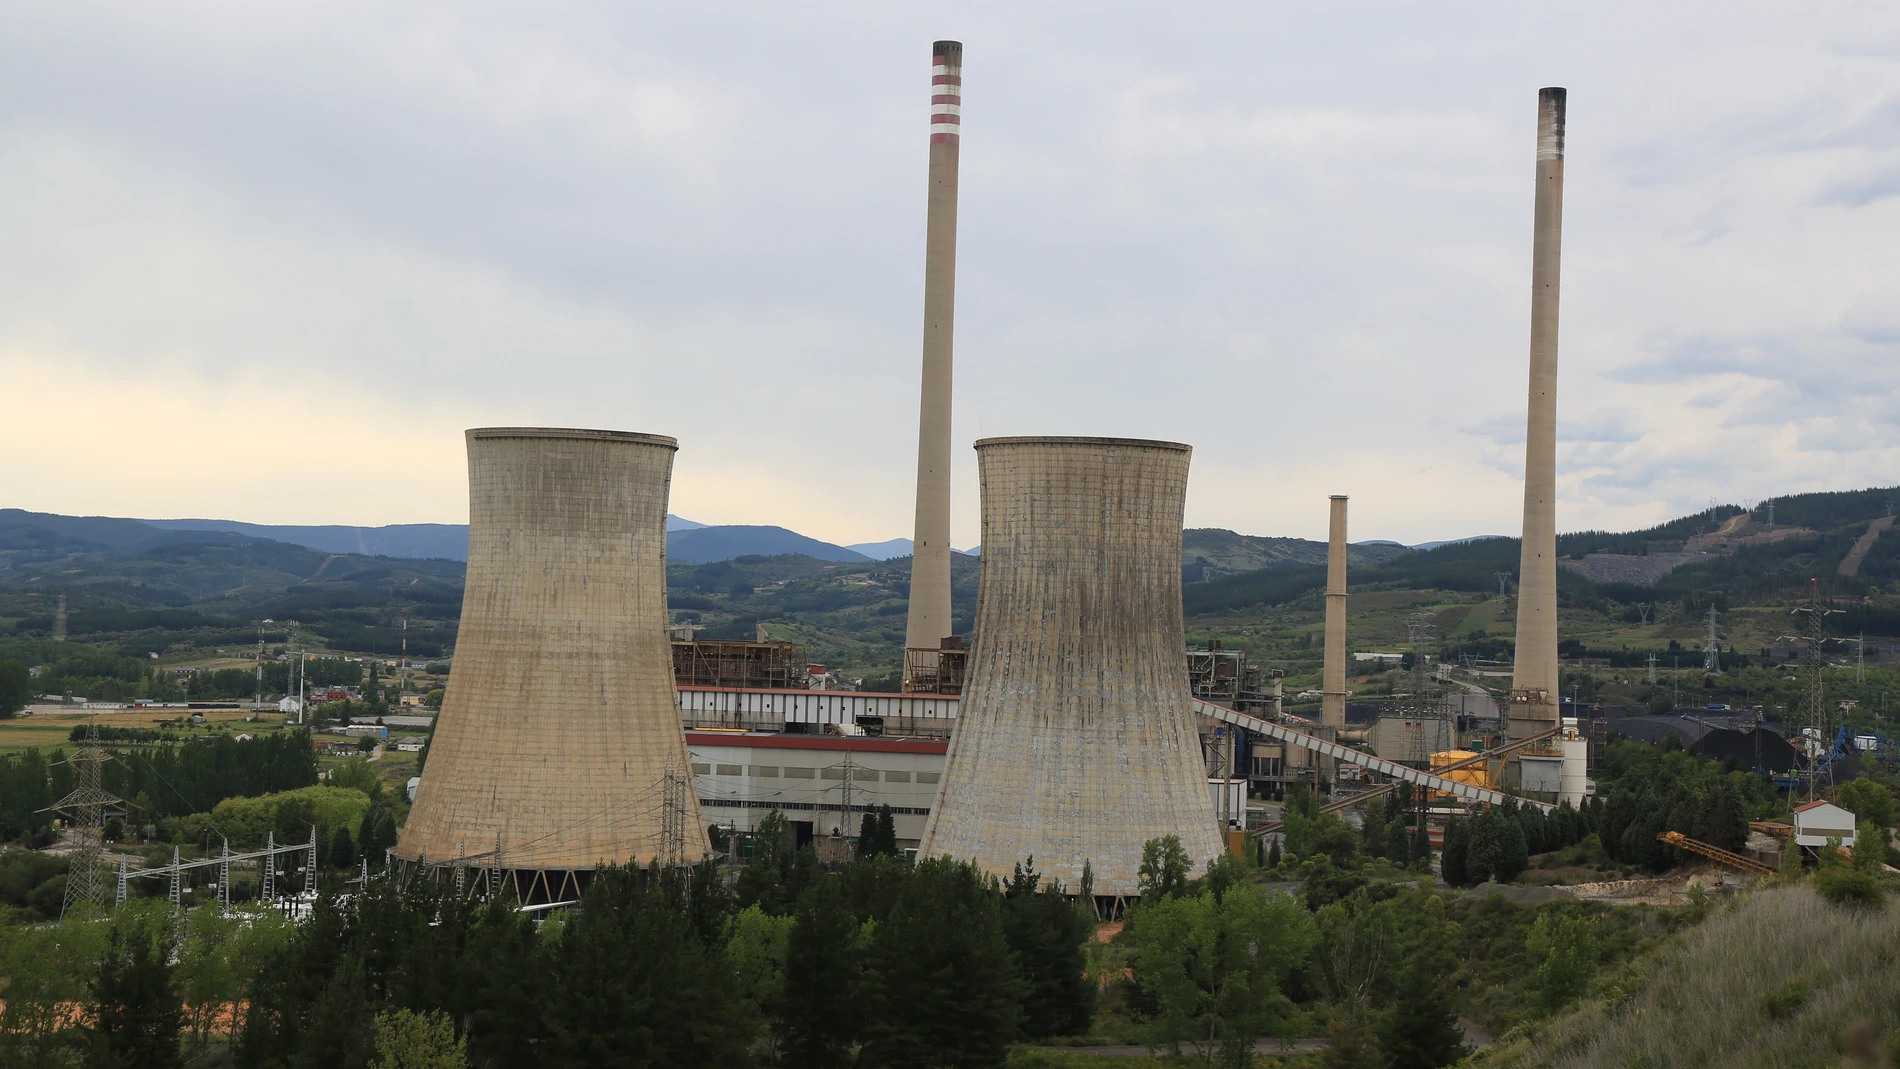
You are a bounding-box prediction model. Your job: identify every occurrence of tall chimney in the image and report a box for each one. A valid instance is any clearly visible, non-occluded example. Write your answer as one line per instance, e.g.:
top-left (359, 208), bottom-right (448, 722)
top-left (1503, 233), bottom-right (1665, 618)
top-left (1509, 88), bottom-right (1566, 738)
top-left (1322, 496), bottom-right (1348, 730)
top-left (904, 40), bottom-right (963, 681)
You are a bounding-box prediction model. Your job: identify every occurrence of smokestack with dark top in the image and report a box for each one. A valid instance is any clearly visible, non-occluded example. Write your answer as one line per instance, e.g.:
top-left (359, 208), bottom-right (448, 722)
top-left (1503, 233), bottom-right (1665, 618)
top-left (904, 41), bottom-right (962, 682)
top-left (1510, 88), bottom-right (1566, 738)
top-left (1322, 496), bottom-right (1348, 730)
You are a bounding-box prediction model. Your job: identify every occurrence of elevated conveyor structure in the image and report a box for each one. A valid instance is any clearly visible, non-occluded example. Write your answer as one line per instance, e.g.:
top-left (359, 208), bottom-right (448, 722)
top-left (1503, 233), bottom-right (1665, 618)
top-left (1248, 725), bottom-right (1563, 837)
top-left (1191, 699), bottom-right (1558, 811)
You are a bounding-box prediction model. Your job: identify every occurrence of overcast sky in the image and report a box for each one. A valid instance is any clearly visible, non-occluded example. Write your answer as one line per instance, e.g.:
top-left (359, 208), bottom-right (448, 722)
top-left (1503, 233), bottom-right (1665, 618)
top-left (3, 3), bottom-right (1898, 547)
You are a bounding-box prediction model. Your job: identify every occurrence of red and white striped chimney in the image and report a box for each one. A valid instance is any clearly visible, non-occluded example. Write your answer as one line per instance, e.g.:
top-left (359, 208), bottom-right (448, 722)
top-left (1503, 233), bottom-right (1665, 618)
top-left (905, 41), bottom-right (963, 678)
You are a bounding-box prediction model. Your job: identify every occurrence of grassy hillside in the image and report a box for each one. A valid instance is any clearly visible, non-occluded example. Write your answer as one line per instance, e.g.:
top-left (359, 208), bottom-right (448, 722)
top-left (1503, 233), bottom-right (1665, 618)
top-left (1180, 528), bottom-right (1412, 582)
top-left (1470, 885), bottom-right (1900, 1068)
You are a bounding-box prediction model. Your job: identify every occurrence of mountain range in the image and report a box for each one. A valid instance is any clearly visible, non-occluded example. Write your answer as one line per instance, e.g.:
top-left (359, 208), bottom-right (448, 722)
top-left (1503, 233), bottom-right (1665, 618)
top-left (9, 510), bottom-right (1470, 567)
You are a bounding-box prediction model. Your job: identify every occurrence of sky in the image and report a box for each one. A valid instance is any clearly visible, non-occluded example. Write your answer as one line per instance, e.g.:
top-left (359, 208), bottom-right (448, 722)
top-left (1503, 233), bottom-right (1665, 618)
top-left (3, 3), bottom-right (1899, 548)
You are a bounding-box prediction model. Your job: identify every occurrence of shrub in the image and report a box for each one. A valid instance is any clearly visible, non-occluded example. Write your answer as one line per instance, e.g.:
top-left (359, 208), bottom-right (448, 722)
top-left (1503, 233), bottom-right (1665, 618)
top-left (1812, 866), bottom-right (1883, 910)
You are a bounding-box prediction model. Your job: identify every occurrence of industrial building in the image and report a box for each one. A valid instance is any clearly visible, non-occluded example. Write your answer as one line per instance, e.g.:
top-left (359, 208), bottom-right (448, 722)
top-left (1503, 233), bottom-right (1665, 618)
top-left (391, 73), bottom-right (1604, 909)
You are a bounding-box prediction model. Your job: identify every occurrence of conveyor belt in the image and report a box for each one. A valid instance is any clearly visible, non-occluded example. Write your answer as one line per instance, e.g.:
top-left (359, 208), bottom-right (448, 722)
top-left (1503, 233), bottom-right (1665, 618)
top-left (1192, 699), bottom-right (1559, 811)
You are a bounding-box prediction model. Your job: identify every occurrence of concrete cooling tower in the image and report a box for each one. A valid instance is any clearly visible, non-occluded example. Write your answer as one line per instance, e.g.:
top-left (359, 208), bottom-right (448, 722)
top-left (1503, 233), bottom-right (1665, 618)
top-left (919, 437), bottom-right (1224, 897)
top-left (397, 428), bottom-right (704, 902)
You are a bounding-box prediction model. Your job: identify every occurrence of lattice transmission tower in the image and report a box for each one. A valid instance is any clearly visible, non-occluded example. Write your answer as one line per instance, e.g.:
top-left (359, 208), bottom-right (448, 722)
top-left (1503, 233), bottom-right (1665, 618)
top-left (1785, 588), bottom-right (1840, 801)
top-left (659, 762), bottom-right (688, 868)
top-left (46, 723), bottom-right (125, 917)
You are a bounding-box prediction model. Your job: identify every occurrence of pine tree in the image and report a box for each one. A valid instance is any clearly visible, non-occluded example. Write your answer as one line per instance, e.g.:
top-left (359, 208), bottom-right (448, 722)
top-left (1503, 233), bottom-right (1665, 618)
top-left (1384, 819), bottom-right (1410, 863)
top-left (877, 805), bottom-right (897, 855)
top-left (1002, 860), bottom-right (1096, 1038)
top-left (87, 916), bottom-right (184, 1069)
top-left (1378, 958), bottom-right (1467, 1069)
top-left (1267, 838), bottom-right (1282, 869)
top-left (779, 877), bottom-right (863, 1067)
top-left (1440, 819), bottom-right (1468, 887)
top-left (859, 859), bottom-right (1025, 1067)
top-left (1496, 808), bottom-right (1530, 883)
top-left (1465, 811), bottom-right (1502, 884)
top-left (330, 828), bottom-right (356, 871)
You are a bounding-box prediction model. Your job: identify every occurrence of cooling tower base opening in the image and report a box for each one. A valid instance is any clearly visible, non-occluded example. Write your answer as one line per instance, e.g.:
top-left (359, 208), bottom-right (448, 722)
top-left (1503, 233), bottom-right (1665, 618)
top-left (396, 859), bottom-right (596, 907)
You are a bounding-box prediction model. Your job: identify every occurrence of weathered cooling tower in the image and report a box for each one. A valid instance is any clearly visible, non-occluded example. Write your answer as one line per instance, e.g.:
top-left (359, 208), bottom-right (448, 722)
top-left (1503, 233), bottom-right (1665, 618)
top-left (904, 40), bottom-right (963, 681)
top-left (1509, 88), bottom-right (1566, 739)
top-left (1322, 496), bottom-right (1348, 730)
top-left (919, 437), bottom-right (1224, 896)
top-left (397, 428), bottom-right (703, 901)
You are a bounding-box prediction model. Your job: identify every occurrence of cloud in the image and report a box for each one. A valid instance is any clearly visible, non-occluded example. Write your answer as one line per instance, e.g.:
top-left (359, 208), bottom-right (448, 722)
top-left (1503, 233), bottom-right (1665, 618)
top-left (2, 2), bottom-right (1900, 545)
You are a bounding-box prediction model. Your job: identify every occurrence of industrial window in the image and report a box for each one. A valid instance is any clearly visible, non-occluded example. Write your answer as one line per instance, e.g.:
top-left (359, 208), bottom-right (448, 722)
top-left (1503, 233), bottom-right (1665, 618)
top-left (858, 770), bottom-right (880, 781)
top-left (715, 764), bottom-right (742, 776)
top-left (691, 763), bottom-right (712, 775)
top-left (884, 770), bottom-right (912, 783)
top-left (784, 767), bottom-right (815, 779)
top-left (916, 772), bottom-right (940, 784)
top-left (821, 768), bottom-right (846, 780)
top-left (750, 766), bottom-right (779, 778)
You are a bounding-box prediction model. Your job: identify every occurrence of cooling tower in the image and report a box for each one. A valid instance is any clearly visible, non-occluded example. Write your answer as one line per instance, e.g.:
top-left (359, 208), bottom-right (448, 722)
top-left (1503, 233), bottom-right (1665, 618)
top-left (919, 437), bottom-right (1224, 896)
top-left (904, 40), bottom-right (963, 679)
top-left (397, 428), bottom-right (703, 897)
top-left (1509, 88), bottom-right (1566, 739)
top-left (1322, 496), bottom-right (1348, 730)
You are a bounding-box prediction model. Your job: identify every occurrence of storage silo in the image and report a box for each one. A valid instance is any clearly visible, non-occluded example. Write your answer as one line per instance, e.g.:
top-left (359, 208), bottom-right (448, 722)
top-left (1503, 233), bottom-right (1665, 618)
top-left (919, 437), bottom-right (1224, 897)
top-left (396, 428), bottom-right (703, 902)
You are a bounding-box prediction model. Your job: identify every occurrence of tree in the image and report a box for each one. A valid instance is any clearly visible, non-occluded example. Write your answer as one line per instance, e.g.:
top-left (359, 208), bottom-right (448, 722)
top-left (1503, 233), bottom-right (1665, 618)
top-left (1702, 779), bottom-right (1750, 853)
top-left (1384, 819), bottom-right (1410, 865)
top-left (1317, 1013), bottom-right (1382, 1069)
top-left (855, 804), bottom-right (899, 859)
top-left (1854, 820), bottom-right (1889, 875)
top-left (727, 906), bottom-right (793, 1061)
top-left (859, 859), bottom-right (1024, 1068)
top-left (86, 911), bottom-right (183, 1069)
top-left (1495, 806), bottom-right (1530, 883)
top-left (1440, 819), bottom-right (1468, 887)
top-left (1360, 804), bottom-right (1388, 859)
top-left (542, 866), bottom-right (751, 1068)
top-left (1138, 835), bottom-right (1193, 900)
top-left (1002, 860), bottom-right (1096, 1038)
top-left (358, 804), bottom-right (398, 859)
top-left (1837, 776), bottom-right (1896, 830)
top-left (1465, 812), bottom-right (1501, 884)
top-left (330, 827), bottom-right (356, 871)
top-left (1378, 953), bottom-right (1466, 1069)
top-left (176, 907), bottom-right (243, 1057)
top-left (0, 659), bottom-right (31, 719)
top-left (1266, 838), bottom-right (1282, 869)
top-left (1131, 884), bottom-right (1317, 1064)
top-left (1528, 911), bottom-right (1597, 1011)
top-left (779, 876), bottom-right (864, 1068)
top-left (371, 1009), bottom-right (466, 1069)
top-left (1599, 790), bottom-right (1640, 862)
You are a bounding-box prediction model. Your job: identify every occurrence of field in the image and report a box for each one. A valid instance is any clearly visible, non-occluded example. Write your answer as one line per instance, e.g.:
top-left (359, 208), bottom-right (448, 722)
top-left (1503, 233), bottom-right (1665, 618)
top-left (0, 708), bottom-right (287, 752)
